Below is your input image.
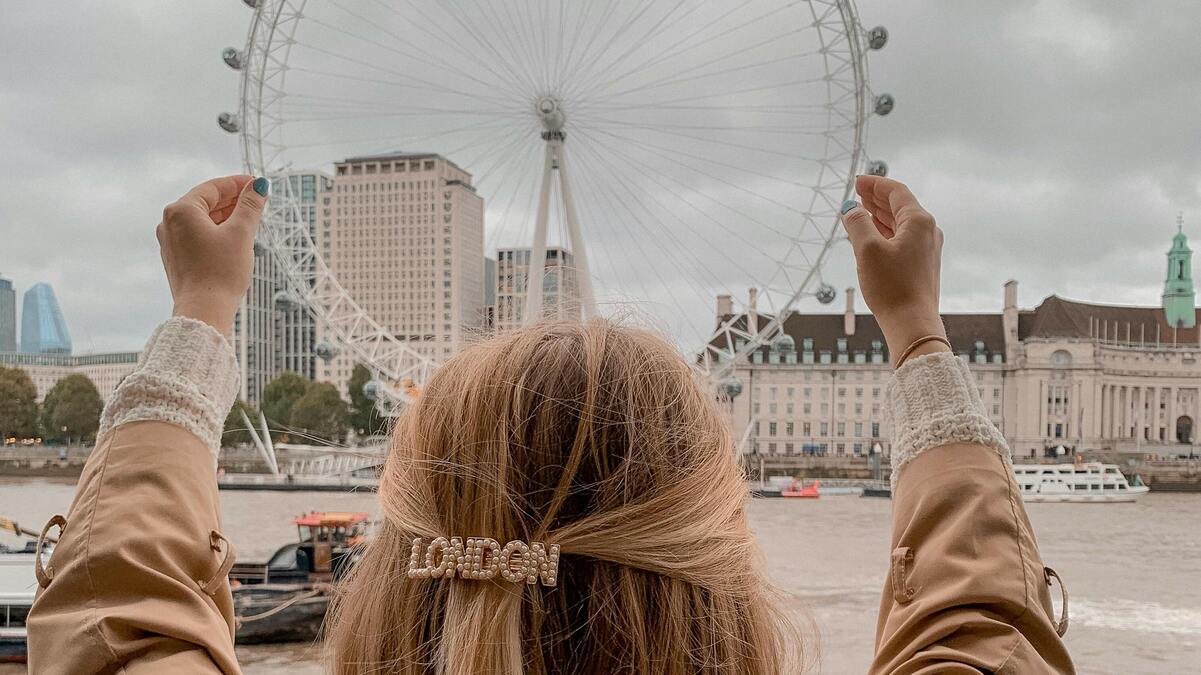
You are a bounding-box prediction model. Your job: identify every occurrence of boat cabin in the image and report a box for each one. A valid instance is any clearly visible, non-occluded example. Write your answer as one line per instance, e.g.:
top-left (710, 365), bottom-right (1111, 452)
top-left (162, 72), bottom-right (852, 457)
top-left (231, 511), bottom-right (369, 585)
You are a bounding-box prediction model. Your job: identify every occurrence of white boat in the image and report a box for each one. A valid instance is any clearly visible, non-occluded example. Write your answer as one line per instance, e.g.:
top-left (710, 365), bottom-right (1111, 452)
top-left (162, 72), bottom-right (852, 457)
top-left (0, 551), bottom-right (37, 663)
top-left (1013, 462), bottom-right (1149, 503)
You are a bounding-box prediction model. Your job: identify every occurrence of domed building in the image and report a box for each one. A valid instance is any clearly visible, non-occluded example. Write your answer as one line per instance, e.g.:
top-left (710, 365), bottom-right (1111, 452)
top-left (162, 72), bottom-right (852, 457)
top-left (717, 222), bottom-right (1201, 461)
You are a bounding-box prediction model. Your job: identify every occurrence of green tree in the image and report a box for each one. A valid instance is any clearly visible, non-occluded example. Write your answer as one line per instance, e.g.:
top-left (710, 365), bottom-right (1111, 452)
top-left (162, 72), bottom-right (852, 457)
top-left (348, 364), bottom-right (385, 438)
top-left (289, 382), bottom-right (349, 444)
top-left (0, 365), bottom-right (39, 441)
top-left (261, 372), bottom-right (310, 428)
top-left (223, 399), bottom-right (260, 447)
top-left (41, 374), bottom-right (103, 444)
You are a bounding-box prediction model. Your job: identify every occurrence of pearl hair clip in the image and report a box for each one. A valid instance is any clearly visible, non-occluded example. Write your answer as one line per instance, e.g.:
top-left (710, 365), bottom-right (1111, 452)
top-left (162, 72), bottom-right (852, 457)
top-left (407, 536), bottom-right (561, 587)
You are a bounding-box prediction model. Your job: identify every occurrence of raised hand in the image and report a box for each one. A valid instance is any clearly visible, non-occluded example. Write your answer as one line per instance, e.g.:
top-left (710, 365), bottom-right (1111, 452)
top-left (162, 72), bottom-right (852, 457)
top-left (840, 175), bottom-right (949, 366)
top-left (156, 175), bottom-right (269, 334)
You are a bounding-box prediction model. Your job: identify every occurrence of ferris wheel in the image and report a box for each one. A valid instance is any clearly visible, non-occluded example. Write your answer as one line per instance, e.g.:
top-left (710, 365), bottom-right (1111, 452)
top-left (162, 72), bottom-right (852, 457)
top-left (218, 0), bottom-right (891, 401)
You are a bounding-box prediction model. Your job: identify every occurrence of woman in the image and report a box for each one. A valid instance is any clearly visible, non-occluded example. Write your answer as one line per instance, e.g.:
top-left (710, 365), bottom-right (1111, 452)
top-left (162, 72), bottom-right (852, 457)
top-left (27, 174), bottom-right (1074, 673)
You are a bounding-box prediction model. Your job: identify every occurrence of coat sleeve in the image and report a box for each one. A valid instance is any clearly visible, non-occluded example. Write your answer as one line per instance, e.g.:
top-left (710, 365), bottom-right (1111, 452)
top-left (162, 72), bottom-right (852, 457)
top-left (869, 352), bottom-right (1075, 675)
top-left (27, 317), bottom-right (242, 675)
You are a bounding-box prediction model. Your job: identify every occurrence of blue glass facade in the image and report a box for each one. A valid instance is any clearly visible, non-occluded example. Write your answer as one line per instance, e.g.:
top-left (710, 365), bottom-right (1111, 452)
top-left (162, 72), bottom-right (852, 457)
top-left (20, 283), bottom-right (72, 354)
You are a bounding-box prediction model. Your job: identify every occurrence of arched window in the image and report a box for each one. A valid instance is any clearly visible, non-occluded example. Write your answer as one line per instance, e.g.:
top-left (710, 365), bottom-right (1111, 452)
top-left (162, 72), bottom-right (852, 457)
top-left (1177, 416), bottom-right (1193, 444)
top-left (1050, 350), bottom-right (1072, 367)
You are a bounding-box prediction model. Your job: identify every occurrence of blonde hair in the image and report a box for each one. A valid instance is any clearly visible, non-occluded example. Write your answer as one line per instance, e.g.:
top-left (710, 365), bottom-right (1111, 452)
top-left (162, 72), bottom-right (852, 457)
top-left (327, 320), bottom-right (803, 674)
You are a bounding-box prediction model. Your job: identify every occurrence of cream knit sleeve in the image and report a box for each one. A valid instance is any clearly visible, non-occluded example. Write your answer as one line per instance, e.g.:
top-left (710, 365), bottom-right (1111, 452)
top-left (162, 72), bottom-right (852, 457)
top-left (97, 317), bottom-right (240, 464)
top-left (884, 351), bottom-right (1009, 489)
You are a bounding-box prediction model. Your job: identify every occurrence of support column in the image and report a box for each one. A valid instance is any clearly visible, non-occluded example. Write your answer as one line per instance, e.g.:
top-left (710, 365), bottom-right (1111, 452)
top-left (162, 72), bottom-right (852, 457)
top-left (1168, 386), bottom-right (1177, 443)
top-left (524, 142), bottom-right (556, 325)
top-left (555, 144), bottom-right (596, 319)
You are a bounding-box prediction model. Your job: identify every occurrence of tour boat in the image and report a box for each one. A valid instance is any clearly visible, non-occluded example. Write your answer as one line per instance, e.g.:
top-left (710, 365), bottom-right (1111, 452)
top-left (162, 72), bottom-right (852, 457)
top-left (0, 545), bottom-right (39, 663)
top-left (1012, 462), bottom-right (1149, 503)
top-left (781, 479), bottom-right (821, 498)
top-left (230, 511), bottom-right (369, 644)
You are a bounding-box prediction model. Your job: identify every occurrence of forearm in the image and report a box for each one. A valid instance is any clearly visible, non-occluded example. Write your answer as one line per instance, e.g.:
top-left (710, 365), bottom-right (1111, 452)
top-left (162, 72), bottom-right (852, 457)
top-left (28, 318), bottom-right (242, 674)
top-left (871, 353), bottom-right (1073, 674)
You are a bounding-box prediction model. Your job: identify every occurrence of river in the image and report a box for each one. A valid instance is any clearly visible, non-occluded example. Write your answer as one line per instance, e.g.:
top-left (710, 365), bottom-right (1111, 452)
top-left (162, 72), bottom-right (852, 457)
top-left (2, 478), bottom-right (1198, 674)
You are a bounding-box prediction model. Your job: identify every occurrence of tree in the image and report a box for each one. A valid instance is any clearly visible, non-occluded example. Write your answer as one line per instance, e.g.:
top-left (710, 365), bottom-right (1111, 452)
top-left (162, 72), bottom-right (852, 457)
top-left (348, 364), bottom-right (385, 438)
top-left (223, 399), bottom-right (260, 447)
top-left (261, 372), bottom-right (310, 428)
top-left (0, 366), bottom-right (39, 441)
top-left (41, 374), bottom-right (103, 444)
top-left (289, 382), bottom-right (349, 444)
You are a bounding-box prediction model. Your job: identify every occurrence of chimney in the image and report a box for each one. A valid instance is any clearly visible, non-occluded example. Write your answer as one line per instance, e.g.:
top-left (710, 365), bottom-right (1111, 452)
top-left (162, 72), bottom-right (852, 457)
top-left (716, 294), bottom-right (733, 318)
top-left (1002, 279), bottom-right (1019, 363)
top-left (844, 287), bottom-right (856, 336)
top-left (747, 288), bottom-right (759, 338)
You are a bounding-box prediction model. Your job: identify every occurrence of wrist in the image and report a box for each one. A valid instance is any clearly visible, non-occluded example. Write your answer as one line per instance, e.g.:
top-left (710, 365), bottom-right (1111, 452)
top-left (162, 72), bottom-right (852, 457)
top-left (880, 315), bottom-right (947, 362)
top-left (172, 296), bottom-right (238, 336)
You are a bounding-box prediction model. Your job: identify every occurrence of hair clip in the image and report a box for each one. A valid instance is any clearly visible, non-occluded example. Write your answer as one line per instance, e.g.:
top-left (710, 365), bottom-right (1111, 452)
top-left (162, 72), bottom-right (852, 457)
top-left (406, 536), bottom-right (560, 587)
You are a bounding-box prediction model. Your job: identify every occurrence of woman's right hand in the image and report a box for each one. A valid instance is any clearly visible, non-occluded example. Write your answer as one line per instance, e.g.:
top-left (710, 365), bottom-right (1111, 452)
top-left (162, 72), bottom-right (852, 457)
top-left (156, 175), bottom-right (269, 334)
top-left (840, 175), bottom-right (948, 365)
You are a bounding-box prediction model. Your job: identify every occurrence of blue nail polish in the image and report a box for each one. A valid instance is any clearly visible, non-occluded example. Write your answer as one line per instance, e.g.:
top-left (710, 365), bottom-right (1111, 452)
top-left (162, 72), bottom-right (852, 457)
top-left (841, 199), bottom-right (858, 214)
top-left (253, 177), bottom-right (270, 196)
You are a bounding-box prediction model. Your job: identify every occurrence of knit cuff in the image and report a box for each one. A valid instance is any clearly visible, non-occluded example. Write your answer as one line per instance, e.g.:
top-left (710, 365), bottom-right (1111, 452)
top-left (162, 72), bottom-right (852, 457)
top-left (97, 317), bottom-right (239, 464)
top-left (885, 351), bottom-right (1009, 489)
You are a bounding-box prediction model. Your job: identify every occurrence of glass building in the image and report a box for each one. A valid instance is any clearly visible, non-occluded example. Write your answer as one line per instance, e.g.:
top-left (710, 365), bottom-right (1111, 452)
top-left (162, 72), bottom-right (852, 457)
top-left (20, 282), bottom-right (71, 354)
top-left (0, 275), bottom-right (15, 352)
top-left (233, 171), bottom-right (332, 404)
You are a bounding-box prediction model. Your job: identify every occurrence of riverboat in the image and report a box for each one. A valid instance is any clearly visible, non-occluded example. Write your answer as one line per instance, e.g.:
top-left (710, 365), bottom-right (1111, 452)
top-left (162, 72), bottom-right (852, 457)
top-left (0, 549), bottom-right (35, 663)
top-left (781, 479), bottom-right (821, 498)
top-left (231, 511), bottom-right (369, 644)
top-left (1012, 462), bottom-right (1149, 503)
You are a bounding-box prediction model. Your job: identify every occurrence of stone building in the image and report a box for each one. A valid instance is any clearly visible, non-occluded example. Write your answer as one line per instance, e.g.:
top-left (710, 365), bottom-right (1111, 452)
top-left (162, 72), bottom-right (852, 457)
top-left (723, 226), bottom-right (1200, 460)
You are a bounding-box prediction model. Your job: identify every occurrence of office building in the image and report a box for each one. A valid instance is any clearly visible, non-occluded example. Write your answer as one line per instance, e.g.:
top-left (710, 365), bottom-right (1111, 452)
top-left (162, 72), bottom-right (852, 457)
top-left (232, 171), bottom-right (333, 405)
top-left (317, 152), bottom-right (485, 393)
top-left (494, 247), bottom-right (579, 332)
top-left (722, 225), bottom-right (1201, 459)
top-left (20, 283), bottom-right (71, 354)
top-left (0, 275), bottom-right (15, 352)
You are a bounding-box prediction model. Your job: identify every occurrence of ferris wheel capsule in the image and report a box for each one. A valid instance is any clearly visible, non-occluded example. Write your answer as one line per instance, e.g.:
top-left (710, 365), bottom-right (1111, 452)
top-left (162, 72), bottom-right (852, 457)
top-left (222, 47), bottom-right (244, 70)
top-left (815, 284), bottom-right (837, 304)
top-left (315, 340), bottom-right (339, 361)
top-left (874, 94), bottom-right (894, 116)
top-left (272, 289), bottom-right (301, 312)
top-left (719, 377), bottom-right (743, 399)
top-left (866, 160), bottom-right (888, 177)
top-left (217, 112), bottom-right (240, 133)
top-left (241, 0), bottom-right (259, 8)
top-left (363, 379), bottom-right (384, 401)
top-left (868, 26), bottom-right (889, 50)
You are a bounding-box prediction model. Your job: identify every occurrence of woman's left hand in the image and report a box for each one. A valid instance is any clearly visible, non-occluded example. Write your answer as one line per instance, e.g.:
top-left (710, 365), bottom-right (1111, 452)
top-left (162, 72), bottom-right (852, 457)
top-left (156, 175), bottom-right (269, 334)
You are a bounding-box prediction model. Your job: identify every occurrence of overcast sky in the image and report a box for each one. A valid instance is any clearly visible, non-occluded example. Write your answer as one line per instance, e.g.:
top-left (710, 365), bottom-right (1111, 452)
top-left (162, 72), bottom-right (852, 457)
top-left (2, 1), bottom-right (1200, 353)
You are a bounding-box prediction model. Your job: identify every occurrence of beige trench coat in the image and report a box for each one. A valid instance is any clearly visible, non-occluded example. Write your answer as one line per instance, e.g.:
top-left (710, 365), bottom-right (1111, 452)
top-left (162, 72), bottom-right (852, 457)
top-left (28, 421), bottom-right (1073, 673)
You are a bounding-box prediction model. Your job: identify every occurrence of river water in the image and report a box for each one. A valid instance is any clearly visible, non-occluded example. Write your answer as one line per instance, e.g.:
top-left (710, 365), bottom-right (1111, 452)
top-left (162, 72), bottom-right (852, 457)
top-left (2, 478), bottom-right (1198, 674)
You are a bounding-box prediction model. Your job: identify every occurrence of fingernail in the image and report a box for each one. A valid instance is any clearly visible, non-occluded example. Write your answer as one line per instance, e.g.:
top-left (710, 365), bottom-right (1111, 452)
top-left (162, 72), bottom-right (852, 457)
top-left (841, 199), bottom-right (859, 215)
top-left (253, 177), bottom-right (270, 197)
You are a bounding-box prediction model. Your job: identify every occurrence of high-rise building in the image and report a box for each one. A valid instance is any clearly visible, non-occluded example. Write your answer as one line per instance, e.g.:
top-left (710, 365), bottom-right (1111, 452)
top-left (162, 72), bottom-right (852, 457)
top-left (233, 171), bottom-right (333, 405)
top-left (494, 247), bottom-right (579, 332)
top-left (20, 283), bottom-right (71, 354)
top-left (317, 152), bottom-right (485, 393)
top-left (0, 275), bottom-right (15, 352)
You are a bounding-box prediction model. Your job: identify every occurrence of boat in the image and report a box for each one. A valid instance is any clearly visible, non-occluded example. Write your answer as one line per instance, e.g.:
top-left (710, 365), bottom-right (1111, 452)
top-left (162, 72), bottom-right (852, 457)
top-left (231, 511), bottom-right (369, 644)
top-left (0, 549), bottom-right (36, 664)
top-left (1012, 462), bottom-right (1150, 503)
top-left (781, 479), bottom-right (820, 498)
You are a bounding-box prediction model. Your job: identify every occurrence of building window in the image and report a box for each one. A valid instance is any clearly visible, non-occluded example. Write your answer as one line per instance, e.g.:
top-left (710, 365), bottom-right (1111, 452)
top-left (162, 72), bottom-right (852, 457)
top-left (769, 422), bottom-right (777, 436)
top-left (786, 422), bottom-right (794, 436)
top-left (871, 422), bottom-right (880, 438)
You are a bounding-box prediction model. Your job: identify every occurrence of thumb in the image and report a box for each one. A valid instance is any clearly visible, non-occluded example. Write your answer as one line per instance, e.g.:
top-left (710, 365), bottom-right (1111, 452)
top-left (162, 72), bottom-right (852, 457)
top-left (226, 176), bottom-right (270, 234)
top-left (840, 199), bottom-right (883, 252)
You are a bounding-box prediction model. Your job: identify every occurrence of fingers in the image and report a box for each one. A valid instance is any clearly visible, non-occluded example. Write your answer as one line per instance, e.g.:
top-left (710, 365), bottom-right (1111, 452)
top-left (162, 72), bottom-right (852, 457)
top-left (841, 199), bottom-right (885, 252)
top-left (855, 175), bottom-right (934, 234)
top-left (223, 176), bottom-right (270, 234)
top-left (178, 175), bottom-right (254, 213)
